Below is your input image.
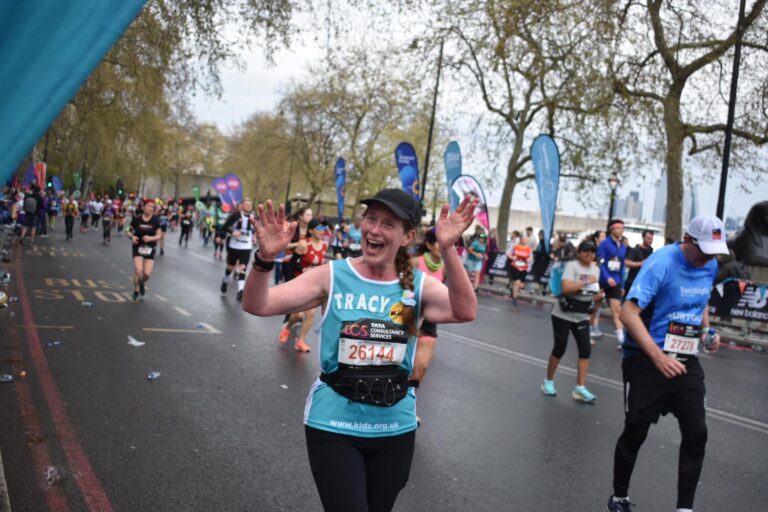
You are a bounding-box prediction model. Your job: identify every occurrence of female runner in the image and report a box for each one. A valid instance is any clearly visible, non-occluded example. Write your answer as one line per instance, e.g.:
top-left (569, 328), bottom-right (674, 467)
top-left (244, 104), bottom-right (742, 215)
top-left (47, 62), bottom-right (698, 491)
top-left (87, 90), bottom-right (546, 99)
top-left (281, 218), bottom-right (328, 352)
top-left (243, 189), bottom-right (477, 512)
top-left (126, 200), bottom-right (162, 301)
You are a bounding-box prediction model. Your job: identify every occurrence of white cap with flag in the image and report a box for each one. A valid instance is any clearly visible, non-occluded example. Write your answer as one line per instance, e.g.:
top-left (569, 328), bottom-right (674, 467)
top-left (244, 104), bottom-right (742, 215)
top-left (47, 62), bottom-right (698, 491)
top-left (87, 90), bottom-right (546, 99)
top-left (686, 215), bottom-right (729, 255)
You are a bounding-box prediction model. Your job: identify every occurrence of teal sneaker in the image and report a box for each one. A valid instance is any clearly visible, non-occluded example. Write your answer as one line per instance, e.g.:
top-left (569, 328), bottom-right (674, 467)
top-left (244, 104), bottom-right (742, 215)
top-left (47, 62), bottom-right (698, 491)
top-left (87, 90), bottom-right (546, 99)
top-left (572, 386), bottom-right (596, 403)
top-left (541, 379), bottom-right (556, 396)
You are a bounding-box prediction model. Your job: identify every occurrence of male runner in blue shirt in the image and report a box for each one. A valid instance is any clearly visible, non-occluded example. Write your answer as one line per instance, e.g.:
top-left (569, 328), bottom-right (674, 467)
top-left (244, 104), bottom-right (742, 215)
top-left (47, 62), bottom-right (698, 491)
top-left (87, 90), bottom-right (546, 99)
top-left (598, 219), bottom-right (628, 349)
top-left (605, 215), bottom-right (728, 512)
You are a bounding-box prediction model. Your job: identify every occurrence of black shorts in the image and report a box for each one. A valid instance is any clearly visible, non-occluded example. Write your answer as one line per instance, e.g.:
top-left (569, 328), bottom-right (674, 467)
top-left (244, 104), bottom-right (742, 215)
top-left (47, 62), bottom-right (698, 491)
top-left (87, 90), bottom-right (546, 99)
top-left (332, 246), bottom-right (343, 256)
top-left (621, 353), bottom-right (706, 425)
top-left (510, 268), bottom-right (527, 282)
top-left (23, 213), bottom-right (38, 227)
top-left (226, 247), bottom-right (252, 267)
top-left (132, 245), bottom-right (156, 260)
top-left (160, 224), bottom-right (168, 232)
top-left (214, 229), bottom-right (227, 240)
top-left (602, 282), bottom-right (623, 300)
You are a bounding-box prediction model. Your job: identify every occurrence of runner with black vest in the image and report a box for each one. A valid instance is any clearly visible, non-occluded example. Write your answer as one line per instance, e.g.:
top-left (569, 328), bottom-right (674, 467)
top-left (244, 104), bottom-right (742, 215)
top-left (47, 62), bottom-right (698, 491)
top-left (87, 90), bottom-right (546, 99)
top-left (242, 189), bottom-right (478, 512)
top-left (126, 200), bottom-right (162, 302)
top-left (220, 199), bottom-right (257, 302)
top-left (605, 215), bottom-right (727, 512)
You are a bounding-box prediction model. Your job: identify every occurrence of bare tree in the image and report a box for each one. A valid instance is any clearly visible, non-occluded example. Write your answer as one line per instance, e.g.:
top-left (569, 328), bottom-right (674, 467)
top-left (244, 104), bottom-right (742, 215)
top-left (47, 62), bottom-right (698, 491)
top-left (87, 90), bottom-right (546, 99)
top-left (610, 0), bottom-right (768, 239)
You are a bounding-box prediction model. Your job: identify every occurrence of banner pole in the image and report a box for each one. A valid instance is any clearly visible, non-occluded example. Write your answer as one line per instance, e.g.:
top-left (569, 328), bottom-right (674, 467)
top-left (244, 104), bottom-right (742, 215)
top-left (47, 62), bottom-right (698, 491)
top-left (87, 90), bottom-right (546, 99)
top-left (421, 38), bottom-right (444, 211)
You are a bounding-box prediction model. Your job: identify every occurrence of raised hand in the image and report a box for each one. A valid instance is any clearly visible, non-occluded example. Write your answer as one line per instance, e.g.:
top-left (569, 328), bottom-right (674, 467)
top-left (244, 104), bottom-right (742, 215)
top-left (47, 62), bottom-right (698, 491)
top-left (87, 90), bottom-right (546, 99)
top-left (255, 200), bottom-right (297, 260)
top-left (435, 196), bottom-right (480, 249)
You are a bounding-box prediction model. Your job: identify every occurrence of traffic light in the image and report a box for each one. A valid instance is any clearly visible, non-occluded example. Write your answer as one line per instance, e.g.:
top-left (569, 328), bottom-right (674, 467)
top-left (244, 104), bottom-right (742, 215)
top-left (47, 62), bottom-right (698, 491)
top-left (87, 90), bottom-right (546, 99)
top-left (116, 178), bottom-right (124, 197)
top-left (46, 179), bottom-right (53, 189)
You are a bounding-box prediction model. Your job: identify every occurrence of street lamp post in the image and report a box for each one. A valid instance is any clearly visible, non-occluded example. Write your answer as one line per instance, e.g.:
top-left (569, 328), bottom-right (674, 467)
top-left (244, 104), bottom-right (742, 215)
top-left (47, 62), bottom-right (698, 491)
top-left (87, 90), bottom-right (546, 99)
top-left (608, 173), bottom-right (620, 219)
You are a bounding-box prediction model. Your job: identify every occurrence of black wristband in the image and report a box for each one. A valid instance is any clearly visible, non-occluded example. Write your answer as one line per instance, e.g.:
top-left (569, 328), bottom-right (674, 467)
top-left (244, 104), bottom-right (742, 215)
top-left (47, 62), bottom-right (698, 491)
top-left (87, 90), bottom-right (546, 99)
top-left (252, 252), bottom-right (276, 272)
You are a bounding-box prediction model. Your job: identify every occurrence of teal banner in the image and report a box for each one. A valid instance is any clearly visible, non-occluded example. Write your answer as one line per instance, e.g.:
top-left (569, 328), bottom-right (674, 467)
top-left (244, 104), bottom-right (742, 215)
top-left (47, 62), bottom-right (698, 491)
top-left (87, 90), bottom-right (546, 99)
top-left (0, 0), bottom-right (147, 184)
top-left (444, 141), bottom-right (462, 211)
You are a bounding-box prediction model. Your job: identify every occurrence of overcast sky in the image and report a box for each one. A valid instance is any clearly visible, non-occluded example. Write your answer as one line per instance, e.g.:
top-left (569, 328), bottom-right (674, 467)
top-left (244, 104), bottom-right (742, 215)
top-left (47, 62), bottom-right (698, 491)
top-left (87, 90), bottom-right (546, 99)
top-left (191, 36), bottom-right (766, 224)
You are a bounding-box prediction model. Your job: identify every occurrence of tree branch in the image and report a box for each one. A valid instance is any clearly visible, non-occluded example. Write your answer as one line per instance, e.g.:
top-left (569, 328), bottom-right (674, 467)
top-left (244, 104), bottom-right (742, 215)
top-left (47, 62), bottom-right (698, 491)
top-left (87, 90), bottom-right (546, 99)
top-left (685, 123), bottom-right (768, 145)
top-left (648, 0), bottom-right (681, 75)
top-left (678, 0), bottom-right (767, 81)
top-left (613, 78), bottom-right (664, 103)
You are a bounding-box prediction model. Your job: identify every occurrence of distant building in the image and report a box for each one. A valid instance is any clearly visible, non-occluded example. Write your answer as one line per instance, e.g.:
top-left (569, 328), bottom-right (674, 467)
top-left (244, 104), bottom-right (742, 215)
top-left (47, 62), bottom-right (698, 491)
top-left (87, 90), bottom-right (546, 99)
top-left (613, 191), bottom-right (642, 220)
top-left (613, 197), bottom-right (626, 219)
top-left (625, 191), bottom-right (643, 220)
top-left (682, 185), bottom-right (699, 223)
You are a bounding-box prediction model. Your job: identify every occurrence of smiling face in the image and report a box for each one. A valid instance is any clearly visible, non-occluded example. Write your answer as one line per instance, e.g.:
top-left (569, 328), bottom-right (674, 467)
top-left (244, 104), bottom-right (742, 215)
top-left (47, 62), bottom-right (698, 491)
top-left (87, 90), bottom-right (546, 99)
top-left (361, 204), bottom-right (415, 267)
top-left (578, 247), bottom-right (596, 265)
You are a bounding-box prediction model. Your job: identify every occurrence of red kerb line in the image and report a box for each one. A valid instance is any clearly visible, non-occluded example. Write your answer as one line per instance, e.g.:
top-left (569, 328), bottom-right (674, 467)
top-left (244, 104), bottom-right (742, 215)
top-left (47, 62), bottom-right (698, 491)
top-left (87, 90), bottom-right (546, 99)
top-left (7, 321), bottom-right (70, 512)
top-left (15, 253), bottom-right (113, 511)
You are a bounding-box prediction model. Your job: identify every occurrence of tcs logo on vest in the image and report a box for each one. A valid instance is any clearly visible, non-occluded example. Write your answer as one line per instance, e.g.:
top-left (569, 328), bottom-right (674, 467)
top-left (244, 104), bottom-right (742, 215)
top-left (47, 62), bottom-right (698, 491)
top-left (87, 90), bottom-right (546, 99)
top-left (343, 323), bottom-right (370, 338)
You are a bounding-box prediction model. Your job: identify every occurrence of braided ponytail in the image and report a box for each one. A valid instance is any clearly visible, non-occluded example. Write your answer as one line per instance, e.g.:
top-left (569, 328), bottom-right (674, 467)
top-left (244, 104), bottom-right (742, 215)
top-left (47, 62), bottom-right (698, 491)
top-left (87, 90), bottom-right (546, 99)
top-left (395, 244), bottom-right (420, 337)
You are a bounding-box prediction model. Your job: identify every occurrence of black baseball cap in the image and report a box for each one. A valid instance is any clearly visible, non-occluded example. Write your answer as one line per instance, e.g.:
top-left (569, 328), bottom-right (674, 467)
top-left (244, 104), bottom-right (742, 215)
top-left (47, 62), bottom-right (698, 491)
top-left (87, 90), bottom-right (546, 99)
top-left (361, 189), bottom-right (421, 226)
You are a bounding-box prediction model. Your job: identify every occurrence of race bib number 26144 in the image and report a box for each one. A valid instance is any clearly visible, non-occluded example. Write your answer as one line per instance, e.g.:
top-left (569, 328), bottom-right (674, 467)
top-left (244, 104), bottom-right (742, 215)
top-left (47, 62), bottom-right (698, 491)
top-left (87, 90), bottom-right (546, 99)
top-left (338, 319), bottom-right (409, 367)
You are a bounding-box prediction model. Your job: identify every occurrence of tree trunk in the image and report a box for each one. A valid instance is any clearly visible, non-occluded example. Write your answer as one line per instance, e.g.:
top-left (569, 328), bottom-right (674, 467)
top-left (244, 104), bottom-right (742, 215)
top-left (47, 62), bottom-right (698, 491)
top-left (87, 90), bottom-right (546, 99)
top-left (495, 135), bottom-right (525, 252)
top-left (663, 92), bottom-right (685, 241)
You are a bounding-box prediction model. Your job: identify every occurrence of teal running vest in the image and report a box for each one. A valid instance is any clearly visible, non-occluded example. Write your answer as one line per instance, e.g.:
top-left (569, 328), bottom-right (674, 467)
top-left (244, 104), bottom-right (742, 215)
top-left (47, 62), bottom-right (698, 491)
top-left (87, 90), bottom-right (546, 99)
top-left (304, 258), bottom-right (424, 437)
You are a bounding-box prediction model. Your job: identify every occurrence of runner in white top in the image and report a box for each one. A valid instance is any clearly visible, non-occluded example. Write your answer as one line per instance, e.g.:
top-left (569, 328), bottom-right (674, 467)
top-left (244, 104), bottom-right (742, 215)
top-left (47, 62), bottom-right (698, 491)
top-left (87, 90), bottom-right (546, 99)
top-left (220, 199), bottom-right (257, 301)
top-left (90, 198), bottom-right (104, 231)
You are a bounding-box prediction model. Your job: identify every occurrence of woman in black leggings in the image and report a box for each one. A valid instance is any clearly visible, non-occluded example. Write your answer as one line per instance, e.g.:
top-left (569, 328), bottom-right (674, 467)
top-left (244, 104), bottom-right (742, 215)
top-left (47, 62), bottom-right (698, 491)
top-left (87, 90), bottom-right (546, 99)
top-left (541, 240), bottom-right (604, 402)
top-left (178, 209), bottom-right (193, 247)
top-left (242, 190), bottom-right (479, 512)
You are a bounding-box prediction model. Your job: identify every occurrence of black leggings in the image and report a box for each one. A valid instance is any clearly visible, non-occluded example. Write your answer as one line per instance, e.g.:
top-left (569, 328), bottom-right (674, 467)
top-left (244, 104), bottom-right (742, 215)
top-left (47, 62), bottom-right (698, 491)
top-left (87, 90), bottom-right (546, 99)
top-left (65, 216), bottom-right (75, 239)
top-left (305, 426), bottom-right (415, 512)
top-left (550, 316), bottom-right (591, 359)
top-left (179, 227), bottom-right (191, 245)
top-left (613, 356), bottom-right (707, 509)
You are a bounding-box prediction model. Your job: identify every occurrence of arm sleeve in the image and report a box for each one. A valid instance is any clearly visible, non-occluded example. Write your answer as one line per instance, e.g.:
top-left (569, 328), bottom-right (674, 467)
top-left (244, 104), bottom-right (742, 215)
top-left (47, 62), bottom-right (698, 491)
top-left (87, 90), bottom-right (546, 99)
top-left (223, 212), bottom-right (239, 233)
top-left (625, 254), bottom-right (666, 309)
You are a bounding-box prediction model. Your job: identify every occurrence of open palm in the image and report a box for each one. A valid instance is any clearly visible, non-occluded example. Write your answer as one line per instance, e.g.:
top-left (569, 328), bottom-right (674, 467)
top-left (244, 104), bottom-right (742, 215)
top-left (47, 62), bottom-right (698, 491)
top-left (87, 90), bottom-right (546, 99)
top-left (255, 200), bottom-right (297, 259)
top-left (435, 196), bottom-right (479, 248)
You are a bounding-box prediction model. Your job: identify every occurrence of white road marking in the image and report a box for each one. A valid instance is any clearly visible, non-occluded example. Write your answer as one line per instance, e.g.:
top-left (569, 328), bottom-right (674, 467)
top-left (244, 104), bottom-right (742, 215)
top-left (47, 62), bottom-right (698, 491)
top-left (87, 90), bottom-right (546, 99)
top-left (478, 304), bottom-right (501, 312)
top-left (174, 306), bottom-right (191, 316)
top-left (142, 323), bottom-right (221, 334)
top-left (440, 329), bottom-right (768, 436)
top-left (154, 294), bottom-right (168, 302)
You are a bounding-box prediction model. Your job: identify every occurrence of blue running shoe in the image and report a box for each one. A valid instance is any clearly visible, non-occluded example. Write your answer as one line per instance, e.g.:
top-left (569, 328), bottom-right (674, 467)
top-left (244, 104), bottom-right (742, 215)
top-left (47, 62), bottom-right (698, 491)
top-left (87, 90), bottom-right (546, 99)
top-left (605, 495), bottom-right (634, 512)
top-left (572, 386), bottom-right (596, 403)
top-left (541, 379), bottom-right (556, 396)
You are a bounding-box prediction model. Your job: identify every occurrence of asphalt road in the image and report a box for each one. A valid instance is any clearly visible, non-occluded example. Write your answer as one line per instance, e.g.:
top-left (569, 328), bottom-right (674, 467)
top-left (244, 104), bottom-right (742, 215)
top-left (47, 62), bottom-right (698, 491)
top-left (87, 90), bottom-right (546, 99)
top-left (1, 225), bottom-right (767, 511)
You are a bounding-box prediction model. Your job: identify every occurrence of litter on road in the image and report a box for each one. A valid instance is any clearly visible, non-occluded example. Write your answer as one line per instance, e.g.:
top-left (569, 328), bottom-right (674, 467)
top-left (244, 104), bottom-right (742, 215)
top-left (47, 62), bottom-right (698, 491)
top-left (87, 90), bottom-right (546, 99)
top-left (127, 335), bottom-right (146, 347)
